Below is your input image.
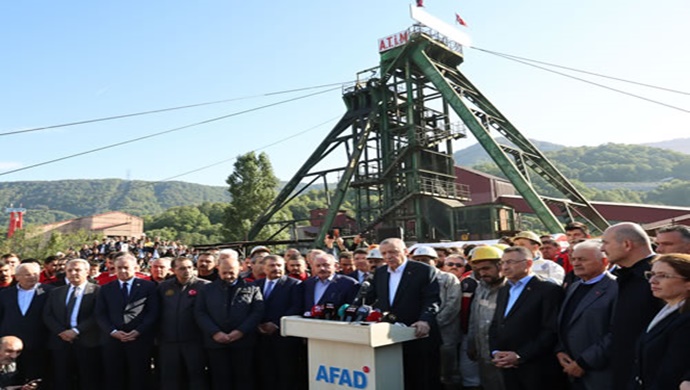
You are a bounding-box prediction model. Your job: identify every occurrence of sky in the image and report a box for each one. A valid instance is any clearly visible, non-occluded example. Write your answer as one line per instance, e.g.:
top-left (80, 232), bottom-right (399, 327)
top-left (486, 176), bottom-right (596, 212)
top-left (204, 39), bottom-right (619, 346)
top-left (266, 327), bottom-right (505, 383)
top-left (2, 0), bottom-right (689, 188)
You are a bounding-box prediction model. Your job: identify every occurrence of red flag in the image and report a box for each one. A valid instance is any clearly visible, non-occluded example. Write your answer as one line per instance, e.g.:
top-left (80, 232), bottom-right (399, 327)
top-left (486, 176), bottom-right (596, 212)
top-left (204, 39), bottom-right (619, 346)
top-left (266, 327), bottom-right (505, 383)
top-left (455, 13), bottom-right (468, 27)
top-left (416, 0), bottom-right (424, 7)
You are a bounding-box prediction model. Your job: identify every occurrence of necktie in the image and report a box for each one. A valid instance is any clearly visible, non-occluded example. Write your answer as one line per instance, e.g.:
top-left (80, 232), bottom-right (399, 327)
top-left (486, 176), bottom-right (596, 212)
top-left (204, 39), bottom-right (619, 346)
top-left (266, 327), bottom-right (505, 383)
top-left (264, 280), bottom-right (275, 299)
top-left (121, 282), bottom-right (129, 302)
top-left (65, 286), bottom-right (79, 327)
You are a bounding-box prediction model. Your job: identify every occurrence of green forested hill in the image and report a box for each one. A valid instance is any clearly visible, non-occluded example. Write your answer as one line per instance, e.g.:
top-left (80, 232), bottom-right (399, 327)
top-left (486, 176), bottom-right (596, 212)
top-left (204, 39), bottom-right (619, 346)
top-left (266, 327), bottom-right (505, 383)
top-left (468, 142), bottom-right (690, 183)
top-left (0, 179), bottom-right (231, 225)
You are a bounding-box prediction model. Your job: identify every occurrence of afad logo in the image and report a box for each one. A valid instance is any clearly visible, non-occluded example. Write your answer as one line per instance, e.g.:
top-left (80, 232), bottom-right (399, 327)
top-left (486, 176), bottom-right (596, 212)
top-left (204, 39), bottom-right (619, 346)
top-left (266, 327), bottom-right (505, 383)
top-left (315, 365), bottom-right (369, 388)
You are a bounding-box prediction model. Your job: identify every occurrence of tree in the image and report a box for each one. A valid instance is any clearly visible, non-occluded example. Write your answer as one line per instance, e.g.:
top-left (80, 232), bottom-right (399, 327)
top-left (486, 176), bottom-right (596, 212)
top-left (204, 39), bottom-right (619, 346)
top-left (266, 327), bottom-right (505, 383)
top-left (223, 152), bottom-right (291, 241)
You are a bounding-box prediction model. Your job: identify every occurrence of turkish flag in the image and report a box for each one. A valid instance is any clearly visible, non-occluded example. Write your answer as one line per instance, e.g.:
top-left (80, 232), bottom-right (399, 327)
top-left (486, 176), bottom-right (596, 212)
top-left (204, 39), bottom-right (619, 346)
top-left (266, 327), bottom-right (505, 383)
top-left (455, 13), bottom-right (468, 27)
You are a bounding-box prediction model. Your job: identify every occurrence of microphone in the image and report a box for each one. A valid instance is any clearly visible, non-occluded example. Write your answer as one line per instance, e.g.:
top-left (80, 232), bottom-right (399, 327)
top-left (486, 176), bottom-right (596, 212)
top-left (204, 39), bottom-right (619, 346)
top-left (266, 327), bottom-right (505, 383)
top-left (381, 312), bottom-right (398, 323)
top-left (343, 305), bottom-right (359, 322)
top-left (310, 304), bottom-right (325, 319)
top-left (352, 281), bottom-right (371, 307)
top-left (366, 309), bottom-right (383, 322)
top-left (337, 304), bottom-right (350, 321)
top-left (354, 305), bottom-right (372, 322)
top-left (323, 303), bottom-right (336, 320)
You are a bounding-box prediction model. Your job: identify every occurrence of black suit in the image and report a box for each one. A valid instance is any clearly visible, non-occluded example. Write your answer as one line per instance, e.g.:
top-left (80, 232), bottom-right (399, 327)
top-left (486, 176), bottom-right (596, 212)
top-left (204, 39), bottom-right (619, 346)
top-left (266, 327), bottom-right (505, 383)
top-left (633, 309), bottom-right (690, 389)
top-left (365, 260), bottom-right (441, 390)
top-left (95, 278), bottom-right (159, 390)
top-left (0, 283), bottom-right (53, 382)
top-left (610, 257), bottom-right (663, 390)
top-left (490, 275), bottom-right (565, 390)
top-left (157, 276), bottom-right (210, 390)
top-left (195, 278), bottom-right (264, 390)
top-left (43, 282), bottom-right (101, 390)
top-left (254, 276), bottom-right (304, 390)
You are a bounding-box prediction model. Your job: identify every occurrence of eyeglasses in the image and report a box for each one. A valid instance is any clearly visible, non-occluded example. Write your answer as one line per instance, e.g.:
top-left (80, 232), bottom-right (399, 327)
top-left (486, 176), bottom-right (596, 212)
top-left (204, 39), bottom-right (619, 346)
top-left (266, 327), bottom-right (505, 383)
top-left (499, 259), bottom-right (528, 266)
top-left (644, 271), bottom-right (687, 281)
top-left (445, 262), bottom-right (465, 267)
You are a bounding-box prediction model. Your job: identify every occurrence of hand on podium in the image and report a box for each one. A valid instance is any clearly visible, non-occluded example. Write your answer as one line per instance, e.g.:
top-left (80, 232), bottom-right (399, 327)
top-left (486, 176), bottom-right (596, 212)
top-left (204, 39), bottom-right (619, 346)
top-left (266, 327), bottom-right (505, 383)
top-left (411, 320), bottom-right (430, 338)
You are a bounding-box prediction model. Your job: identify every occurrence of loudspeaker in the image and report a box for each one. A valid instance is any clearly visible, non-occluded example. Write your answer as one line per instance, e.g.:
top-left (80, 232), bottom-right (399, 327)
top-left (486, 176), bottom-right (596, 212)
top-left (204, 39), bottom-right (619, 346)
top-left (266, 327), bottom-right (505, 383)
top-left (376, 227), bottom-right (404, 241)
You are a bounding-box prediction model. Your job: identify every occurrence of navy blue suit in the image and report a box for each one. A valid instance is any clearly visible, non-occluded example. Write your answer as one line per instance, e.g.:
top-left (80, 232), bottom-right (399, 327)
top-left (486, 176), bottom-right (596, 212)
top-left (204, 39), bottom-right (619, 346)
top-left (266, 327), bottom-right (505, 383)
top-left (254, 276), bottom-right (304, 390)
top-left (633, 309), bottom-right (690, 389)
top-left (95, 278), bottom-right (159, 390)
top-left (302, 273), bottom-right (359, 313)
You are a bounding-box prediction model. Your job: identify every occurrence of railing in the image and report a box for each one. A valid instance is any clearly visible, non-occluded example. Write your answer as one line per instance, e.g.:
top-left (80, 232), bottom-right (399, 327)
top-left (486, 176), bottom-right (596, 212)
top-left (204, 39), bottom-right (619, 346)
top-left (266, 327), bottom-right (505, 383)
top-left (419, 175), bottom-right (470, 200)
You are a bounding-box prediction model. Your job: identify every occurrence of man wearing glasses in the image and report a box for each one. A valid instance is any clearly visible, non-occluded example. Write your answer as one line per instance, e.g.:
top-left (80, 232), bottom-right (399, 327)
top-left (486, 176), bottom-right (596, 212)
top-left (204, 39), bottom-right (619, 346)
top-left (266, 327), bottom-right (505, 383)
top-left (601, 222), bottom-right (664, 390)
top-left (489, 246), bottom-right (565, 390)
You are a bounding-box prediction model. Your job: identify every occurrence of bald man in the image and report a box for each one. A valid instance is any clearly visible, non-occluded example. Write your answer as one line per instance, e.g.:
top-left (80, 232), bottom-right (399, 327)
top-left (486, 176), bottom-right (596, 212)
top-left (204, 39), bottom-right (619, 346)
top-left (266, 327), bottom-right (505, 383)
top-left (195, 249), bottom-right (264, 390)
top-left (601, 222), bottom-right (663, 390)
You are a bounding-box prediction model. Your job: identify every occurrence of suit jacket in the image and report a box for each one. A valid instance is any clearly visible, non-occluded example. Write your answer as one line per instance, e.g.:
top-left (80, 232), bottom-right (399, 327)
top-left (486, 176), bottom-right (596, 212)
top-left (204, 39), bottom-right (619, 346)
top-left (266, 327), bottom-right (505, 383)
top-left (556, 272), bottom-right (617, 389)
top-left (490, 275), bottom-right (564, 388)
top-left (95, 278), bottom-right (159, 342)
top-left (255, 276), bottom-right (303, 326)
top-left (194, 278), bottom-right (264, 349)
top-left (157, 276), bottom-right (209, 343)
top-left (365, 260), bottom-right (440, 326)
top-left (302, 274), bottom-right (359, 313)
top-left (43, 282), bottom-right (101, 349)
top-left (610, 256), bottom-right (663, 390)
top-left (633, 309), bottom-right (690, 390)
top-left (0, 283), bottom-right (54, 350)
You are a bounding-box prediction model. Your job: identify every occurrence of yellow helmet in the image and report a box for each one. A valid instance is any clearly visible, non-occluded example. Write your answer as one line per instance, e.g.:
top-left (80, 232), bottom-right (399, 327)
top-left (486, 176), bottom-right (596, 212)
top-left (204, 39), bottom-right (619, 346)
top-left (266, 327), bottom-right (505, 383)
top-left (470, 246), bottom-right (504, 262)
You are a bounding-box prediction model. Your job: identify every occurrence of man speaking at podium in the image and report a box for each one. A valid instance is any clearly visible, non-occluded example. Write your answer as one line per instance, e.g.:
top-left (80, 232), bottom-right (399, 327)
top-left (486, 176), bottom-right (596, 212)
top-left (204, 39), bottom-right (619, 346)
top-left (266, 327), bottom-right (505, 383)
top-left (364, 238), bottom-right (441, 390)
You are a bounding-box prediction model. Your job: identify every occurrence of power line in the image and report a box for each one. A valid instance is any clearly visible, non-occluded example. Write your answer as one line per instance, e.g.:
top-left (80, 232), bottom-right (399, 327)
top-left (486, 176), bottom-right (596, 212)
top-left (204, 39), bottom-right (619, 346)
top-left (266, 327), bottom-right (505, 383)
top-left (0, 86), bottom-right (341, 177)
top-left (472, 47), bottom-right (690, 96)
top-left (474, 48), bottom-right (690, 114)
top-left (0, 81), bottom-right (350, 137)
top-left (135, 115), bottom-right (342, 186)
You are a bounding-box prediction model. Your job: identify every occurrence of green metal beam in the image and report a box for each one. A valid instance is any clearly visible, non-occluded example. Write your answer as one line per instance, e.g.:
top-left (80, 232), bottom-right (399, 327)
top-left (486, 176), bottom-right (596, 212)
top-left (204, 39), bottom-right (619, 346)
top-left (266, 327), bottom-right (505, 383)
top-left (409, 45), bottom-right (564, 233)
top-left (247, 106), bottom-right (371, 241)
top-left (315, 113), bottom-right (378, 247)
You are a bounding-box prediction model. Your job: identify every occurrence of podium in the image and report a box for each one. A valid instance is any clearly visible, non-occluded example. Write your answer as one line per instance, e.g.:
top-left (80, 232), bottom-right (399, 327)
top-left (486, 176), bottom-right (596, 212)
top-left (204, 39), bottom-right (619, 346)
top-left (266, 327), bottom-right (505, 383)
top-left (281, 316), bottom-right (417, 389)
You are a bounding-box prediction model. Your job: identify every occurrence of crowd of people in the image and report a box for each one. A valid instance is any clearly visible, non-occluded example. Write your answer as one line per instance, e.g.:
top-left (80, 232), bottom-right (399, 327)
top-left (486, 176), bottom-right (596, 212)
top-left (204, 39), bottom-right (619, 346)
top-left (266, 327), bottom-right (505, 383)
top-left (0, 222), bottom-right (688, 390)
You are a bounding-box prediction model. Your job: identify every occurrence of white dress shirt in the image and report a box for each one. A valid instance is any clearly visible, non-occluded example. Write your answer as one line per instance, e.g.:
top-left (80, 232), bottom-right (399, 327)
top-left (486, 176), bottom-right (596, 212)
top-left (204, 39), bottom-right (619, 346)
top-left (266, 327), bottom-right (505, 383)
top-left (387, 260), bottom-right (408, 306)
top-left (17, 284), bottom-right (38, 316)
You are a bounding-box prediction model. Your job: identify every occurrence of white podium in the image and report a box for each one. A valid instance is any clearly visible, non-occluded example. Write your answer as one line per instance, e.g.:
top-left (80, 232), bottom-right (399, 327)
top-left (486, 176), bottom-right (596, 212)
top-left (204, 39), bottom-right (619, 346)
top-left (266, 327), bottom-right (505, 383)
top-left (281, 316), bottom-right (417, 389)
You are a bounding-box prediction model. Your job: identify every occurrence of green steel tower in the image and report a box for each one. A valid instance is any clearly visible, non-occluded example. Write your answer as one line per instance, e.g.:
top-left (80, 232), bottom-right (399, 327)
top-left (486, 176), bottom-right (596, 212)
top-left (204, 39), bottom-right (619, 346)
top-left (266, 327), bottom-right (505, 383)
top-left (248, 24), bottom-right (609, 245)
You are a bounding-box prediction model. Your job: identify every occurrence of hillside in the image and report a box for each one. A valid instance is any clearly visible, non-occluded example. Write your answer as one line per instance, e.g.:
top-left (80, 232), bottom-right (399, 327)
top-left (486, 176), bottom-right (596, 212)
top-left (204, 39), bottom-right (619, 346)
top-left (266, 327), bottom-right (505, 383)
top-left (643, 137), bottom-right (690, 155)
top-left (0, 179), bottom-right (231, 226)
top-left (453, 138), bottom-right (566, 167)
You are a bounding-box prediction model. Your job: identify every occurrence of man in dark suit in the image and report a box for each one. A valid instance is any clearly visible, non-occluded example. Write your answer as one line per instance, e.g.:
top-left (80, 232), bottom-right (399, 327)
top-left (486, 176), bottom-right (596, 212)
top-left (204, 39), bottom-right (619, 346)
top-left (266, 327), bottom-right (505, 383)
top-left (600, 222), bottom-right (663, 390)
top-left (364, 238), bottom-right (441, 390)
top-left (349, 249), bottom-right (373, 283)
top-left (95, 252), bottom-right (159, 390)
top-left (556, 240), bottom-right (617, 390)
top-left (195, 249), bottom-right (264, 390)
top-left (0, 262), bottom-right (53, 384)
top-left (302, 252), bottom-right (358, 314)
top-left (157, 256), bottom-right (210, 390)
top-left (489, 246), bottom-right (565, 390)
top-left (254, 255), bottom-right (304, 390)
top-left (43, 258), bottom-right (102, 390)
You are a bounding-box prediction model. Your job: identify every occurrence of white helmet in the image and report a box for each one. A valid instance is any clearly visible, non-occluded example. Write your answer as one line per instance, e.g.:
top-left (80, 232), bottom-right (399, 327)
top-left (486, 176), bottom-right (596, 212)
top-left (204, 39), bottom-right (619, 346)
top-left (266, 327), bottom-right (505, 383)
top-left (367, 248), bottom-right (383, 259)
top-left (412, 246), bottom-right (438, 258)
